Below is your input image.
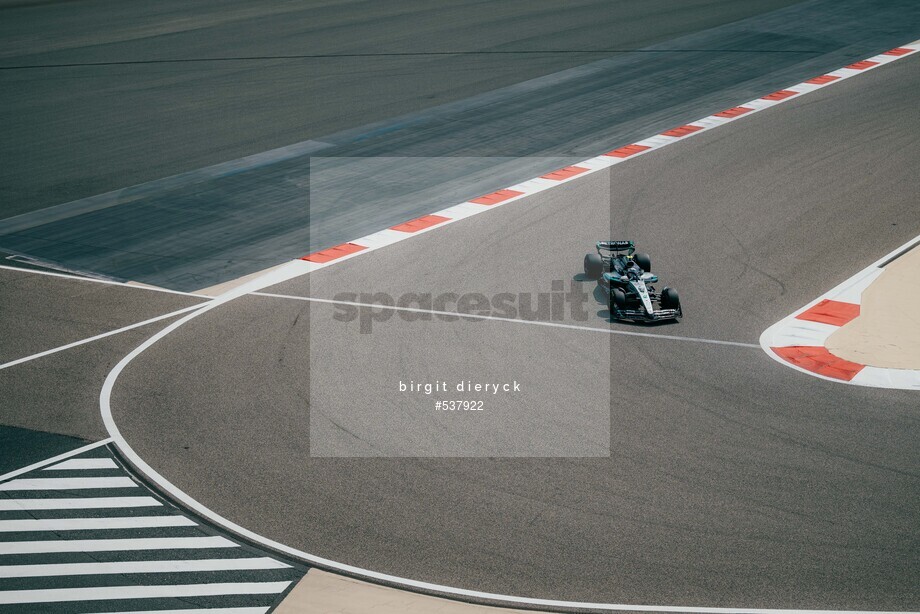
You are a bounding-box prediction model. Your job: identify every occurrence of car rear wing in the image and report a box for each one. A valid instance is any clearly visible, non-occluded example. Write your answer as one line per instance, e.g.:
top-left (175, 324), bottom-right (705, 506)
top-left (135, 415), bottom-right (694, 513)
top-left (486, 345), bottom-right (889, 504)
top-left (597, 240), bottom-right (634, 255)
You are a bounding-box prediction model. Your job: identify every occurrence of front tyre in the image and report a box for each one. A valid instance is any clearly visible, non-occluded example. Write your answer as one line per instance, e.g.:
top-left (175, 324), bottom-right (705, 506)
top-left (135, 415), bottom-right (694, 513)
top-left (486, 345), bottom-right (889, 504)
top-left (584, 253), bottom-right (603, 280)
top-left (661, 287), bottom-right (681, 311)
top-left (610, 288), bottom-right (627, 315)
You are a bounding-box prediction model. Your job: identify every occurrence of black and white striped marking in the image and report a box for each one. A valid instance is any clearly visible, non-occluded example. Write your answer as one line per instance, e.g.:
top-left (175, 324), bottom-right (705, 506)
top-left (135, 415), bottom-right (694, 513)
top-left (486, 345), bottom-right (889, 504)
top-left (0, 442), bottom-right (304, 613)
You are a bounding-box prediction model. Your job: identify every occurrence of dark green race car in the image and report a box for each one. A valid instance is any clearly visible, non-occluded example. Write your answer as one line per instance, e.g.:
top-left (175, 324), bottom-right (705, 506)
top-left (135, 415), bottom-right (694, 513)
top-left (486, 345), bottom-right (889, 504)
top-left (583, 241), bottom-right (682, 322)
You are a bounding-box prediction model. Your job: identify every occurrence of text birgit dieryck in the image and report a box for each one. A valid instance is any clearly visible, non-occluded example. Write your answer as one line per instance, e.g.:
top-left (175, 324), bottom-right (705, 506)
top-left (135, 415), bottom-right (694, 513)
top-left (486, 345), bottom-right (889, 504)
top-left (398, 380), bottom-right (521, 395)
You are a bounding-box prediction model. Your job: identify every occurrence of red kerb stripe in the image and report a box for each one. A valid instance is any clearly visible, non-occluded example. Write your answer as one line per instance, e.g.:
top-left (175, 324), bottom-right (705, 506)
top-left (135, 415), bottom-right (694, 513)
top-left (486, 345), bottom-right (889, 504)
top-left (714, 106), bottom-right (754, 118)
top-left (541, 166), bottom-right (589, 181)
top-left (470, 189), bottom-right (524, 205)
top-left (302, 242), bottom-right (366, 263)
top-left (761, 89), bottom-right (798, 101)
top-left (772, 346), bottom-right (865, 381)
top-left (846, 60), bottom-right (878, 70)
top-left (795, 299), bottom-right (860, 327)
top-left (604, 144), bottom-right (651, 158)
top-left (661, 125), bottom-right (703, 138)
top-left (390, 215), bottom-right (450, 232)
top-left (806, 74), bottom-right (840, 85)
top-left (390, 214), bottom-right (451, 233)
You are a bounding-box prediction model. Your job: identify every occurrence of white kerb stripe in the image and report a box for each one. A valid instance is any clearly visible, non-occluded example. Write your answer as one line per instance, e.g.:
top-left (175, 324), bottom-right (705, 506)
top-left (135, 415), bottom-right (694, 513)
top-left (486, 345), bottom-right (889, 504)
top-left (0, 581), bottom-right (292, 604)
top-left (44, 458), bottom-right (118, 471)
top-left (0, 497), bottom-right (160, 511)
top-left (0, 476), bottom-right (136, 490)
top-left (0, 535), bottom-right (237, 555)
top-left (0, 515), bottom-right (196, 532)
top-left (0, 439), bottom-right (112, 482)
top-left (0, 557), bottom-right (289, 578)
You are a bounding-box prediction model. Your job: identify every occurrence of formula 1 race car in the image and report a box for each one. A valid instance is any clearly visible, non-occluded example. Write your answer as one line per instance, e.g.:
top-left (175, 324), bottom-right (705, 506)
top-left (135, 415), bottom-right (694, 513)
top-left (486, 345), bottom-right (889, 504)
top-left (583, 241), bottom-right (682, 322)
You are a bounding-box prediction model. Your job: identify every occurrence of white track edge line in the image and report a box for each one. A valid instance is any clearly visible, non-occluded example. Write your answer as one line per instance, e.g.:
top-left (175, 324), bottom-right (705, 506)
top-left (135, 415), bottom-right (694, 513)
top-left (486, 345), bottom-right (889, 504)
top-left (0, 263), bottom-right (210, 298)
top-left (98, 41), bottom-right (920, 614)
top-left (0, 302), bottom-right (210, 371)
top-left (251, 292), bottom-right (759, 348)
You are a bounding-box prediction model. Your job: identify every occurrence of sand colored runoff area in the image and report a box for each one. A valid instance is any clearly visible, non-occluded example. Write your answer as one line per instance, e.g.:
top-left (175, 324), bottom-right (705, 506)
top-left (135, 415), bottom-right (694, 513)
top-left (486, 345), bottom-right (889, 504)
top-left (274, 569), bottom-right (540, 614)
top-left (826, 244), bottom-right (920, 369)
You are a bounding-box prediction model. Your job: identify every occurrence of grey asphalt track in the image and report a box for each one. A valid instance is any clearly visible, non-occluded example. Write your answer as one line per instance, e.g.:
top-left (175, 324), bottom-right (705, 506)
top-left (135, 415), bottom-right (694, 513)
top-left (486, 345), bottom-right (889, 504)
top-left (110, 52), bottom-right (920, 608)
top-left (0, 268), bottom-right (205, 441)
top-left (0, 319), bottom-right (167, 442)
top-left (0, 268), bottom-right (204, 364)
top-left (1, 0), bottom-right (918, 290)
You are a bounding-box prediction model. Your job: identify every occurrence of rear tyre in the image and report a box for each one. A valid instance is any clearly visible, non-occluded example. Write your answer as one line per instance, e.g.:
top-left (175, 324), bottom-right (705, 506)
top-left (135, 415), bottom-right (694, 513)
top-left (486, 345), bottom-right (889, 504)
top-left (584, 253), bottom-right (603, 280)
top-left (661, 287), bottom-right (680, 310)
top-left (634, 252), bottom-right (651, 272)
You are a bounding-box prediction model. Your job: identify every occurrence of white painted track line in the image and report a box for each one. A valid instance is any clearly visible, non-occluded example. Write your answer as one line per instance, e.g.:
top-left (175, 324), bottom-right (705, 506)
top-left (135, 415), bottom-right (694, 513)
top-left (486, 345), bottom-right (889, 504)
top-left (0, 263), bottom-right (210, 298)
top-left (0, 515), bottom-right (196, 532)
top-left (0, 476), bottom-right (137, 490)
top-left (43, 458), bottom-right (119, 470)
top-left (0, 581), bottom-right (292, 604)
top-left (0, 496), bottom-right (161, 511)
top-left (0, 535), bottom-right (238, 555)
top-left (252, 292), bottom-right (760, 349)
top-left (0, 557), bottom-right (289, 578)
top-left (0, 302), bottom-right (207, 372)
top-left (0, 439), bottom-right (111, 482)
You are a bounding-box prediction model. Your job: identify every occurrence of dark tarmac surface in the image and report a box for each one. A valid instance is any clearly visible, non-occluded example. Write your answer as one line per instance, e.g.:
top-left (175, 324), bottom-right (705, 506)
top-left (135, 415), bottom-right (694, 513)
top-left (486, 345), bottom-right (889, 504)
top-left (109, 51), bottom-right (920, 608)
top-left (0, 425), bottom-right (87, 475)
top-left (0, 0), bottom-right (805, 218)
top-left (1, 0), bottom-right (918, 289)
